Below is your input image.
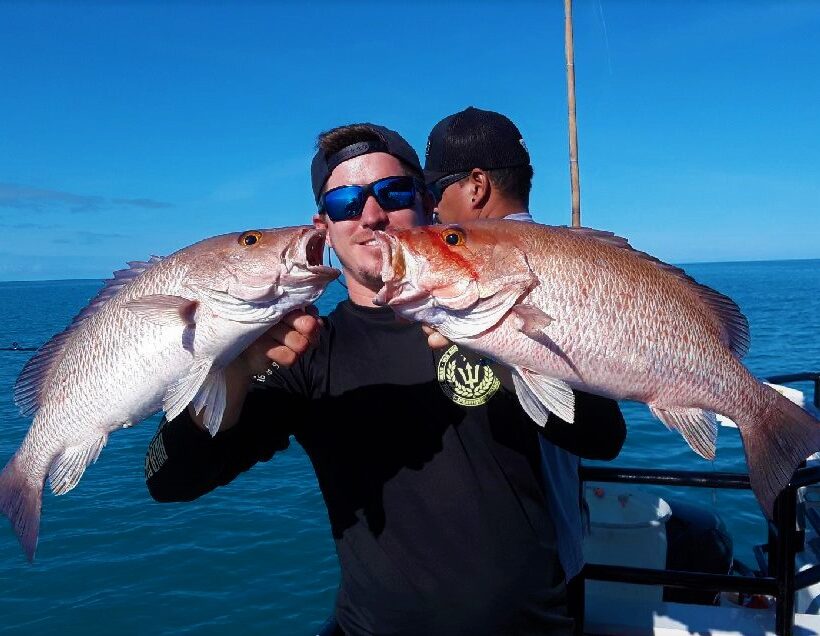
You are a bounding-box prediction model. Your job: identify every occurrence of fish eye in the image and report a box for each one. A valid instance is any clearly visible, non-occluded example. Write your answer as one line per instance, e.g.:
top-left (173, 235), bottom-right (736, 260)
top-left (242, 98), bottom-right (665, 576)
top-left (440, 228), bottom-right (465, 246)
top-left (239, 230), bottom-right (263, 247)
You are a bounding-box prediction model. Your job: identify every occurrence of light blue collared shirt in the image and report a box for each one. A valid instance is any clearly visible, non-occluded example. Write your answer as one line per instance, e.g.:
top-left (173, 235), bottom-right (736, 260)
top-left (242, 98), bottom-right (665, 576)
top-left (502, 212), bottom-right (535, 222)
top-left (501, 211), bottom-right (584, 581)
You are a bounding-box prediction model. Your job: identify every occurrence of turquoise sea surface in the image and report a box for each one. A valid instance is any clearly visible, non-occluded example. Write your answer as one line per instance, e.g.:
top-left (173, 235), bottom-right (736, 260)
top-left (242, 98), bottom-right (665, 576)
top-left (0, 259), bottom-right (818, 635)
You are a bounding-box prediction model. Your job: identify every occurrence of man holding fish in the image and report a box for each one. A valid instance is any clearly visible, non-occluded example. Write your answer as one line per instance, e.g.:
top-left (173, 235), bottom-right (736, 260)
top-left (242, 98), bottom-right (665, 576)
top-left (423, 106), bottom-right (613, 618)
top-left (145, 122), bottom-right (624, 635)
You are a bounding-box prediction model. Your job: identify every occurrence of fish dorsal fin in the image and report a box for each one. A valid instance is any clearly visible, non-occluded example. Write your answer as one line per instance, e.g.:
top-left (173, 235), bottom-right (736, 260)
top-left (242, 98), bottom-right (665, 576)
top-left (566, 226), bottom-right (632, 250)
top-left (567, 226), bottom-right (749, 359)
top-left (692, 284), bottom-right (750, 359)
top-left (74, 256), bottom-right (163, 324)
top-left (13, 256), bottom-right (164, 417)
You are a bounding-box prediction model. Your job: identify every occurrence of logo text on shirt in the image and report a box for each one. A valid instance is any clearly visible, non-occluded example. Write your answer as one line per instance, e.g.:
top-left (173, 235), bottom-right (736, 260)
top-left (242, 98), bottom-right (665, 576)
top-left (437, 344), bottom-right (501, 407)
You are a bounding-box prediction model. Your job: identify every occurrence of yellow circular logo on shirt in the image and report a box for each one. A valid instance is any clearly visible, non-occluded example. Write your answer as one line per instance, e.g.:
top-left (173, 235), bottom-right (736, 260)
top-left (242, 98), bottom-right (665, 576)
top-left (437, 344), bottom-right (501, 407)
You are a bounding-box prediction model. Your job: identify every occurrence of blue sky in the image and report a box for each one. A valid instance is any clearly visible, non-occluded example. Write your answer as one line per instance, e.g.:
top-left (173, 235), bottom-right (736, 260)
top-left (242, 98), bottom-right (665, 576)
top-left (1, 1), bottom-right (818, 281)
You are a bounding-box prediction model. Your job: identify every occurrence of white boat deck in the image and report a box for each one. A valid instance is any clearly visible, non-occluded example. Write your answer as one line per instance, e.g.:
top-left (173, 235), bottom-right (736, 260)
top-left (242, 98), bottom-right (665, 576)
top-left (581, 382), bottom-right (820, 635)
top-left (585, 599), bottom-right (820, 635)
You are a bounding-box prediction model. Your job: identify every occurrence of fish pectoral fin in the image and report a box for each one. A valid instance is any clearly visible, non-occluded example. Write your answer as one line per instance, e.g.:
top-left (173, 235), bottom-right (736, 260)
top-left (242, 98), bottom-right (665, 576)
top-left (124, 295), bottom-right (199, 327)
top-left (512, 370), bottom-right (551, 426)
top-left (163, 358), bottom-right (213, 423)
top-left (511, 304), bottom-right (554, 340)
top-left (190, 368), bottom-right (227, 437)
top-left (512, 367), bottom-right (575, 426)
top-left (48, 434), bottom-right (108, 496)
top-left (164, 361), bottom-right (228, 436)
top-left (648, 404), bottom-right (717, 460)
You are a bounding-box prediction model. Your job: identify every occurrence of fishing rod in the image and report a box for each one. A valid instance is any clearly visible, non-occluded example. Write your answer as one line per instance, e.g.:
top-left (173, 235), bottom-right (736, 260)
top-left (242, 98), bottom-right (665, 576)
top-left (564, 0), bottom-right (581, 227)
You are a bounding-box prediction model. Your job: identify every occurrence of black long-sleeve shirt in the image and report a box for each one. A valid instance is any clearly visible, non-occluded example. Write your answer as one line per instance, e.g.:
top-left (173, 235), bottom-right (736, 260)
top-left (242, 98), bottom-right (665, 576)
top-left (146, 301), bottom-right (624, 636)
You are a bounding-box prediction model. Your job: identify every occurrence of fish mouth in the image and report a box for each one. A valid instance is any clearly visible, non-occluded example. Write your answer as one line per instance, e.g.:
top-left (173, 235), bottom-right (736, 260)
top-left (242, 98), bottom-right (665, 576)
top-left (305, 229), bottom-right (325, 267)
top-left (225, 228), bottom-right (338, 304)
top-left (375, 232), bottom-right (398, 282)
top-left (373, 231), bottom-right (426, 307)
top-left (287, 227), bottom-right (340, 282)
top-left (373, 232), bottom-right (398, 306)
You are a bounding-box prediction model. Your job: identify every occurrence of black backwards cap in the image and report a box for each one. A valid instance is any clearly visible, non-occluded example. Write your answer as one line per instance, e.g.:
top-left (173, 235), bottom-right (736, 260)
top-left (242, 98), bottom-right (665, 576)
top-left (423, 107), bottom-right (531, 185)
top-left (310, 124), bottom-right (423, 202)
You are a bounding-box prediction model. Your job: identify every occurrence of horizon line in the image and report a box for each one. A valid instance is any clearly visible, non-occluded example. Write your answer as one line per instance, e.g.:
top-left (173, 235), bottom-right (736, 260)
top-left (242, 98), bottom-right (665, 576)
top-left (0, 256), bottom-right (817, 285)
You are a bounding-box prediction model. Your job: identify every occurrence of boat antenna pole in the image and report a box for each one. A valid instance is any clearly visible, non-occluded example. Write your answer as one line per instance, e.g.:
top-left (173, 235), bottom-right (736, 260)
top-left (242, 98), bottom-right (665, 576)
top-left (564, 0), bottom-right (581, 227)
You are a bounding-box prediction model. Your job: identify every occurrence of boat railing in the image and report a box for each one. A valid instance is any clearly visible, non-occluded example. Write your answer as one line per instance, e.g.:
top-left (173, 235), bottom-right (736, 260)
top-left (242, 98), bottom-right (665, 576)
top-left (577, 371), bottom-right (820, 636)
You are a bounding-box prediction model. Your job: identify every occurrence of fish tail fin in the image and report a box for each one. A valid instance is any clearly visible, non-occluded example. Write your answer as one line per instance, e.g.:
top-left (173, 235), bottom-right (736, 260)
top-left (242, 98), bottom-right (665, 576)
top-left (0, 454), bottom-right (43, 563)
top-left (737, 384), bottom-right (820, 518)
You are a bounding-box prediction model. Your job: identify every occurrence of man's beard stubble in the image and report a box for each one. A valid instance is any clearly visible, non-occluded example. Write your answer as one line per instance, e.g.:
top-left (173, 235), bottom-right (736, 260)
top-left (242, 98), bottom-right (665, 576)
top-left (352, 263), bottom-right (384, 292)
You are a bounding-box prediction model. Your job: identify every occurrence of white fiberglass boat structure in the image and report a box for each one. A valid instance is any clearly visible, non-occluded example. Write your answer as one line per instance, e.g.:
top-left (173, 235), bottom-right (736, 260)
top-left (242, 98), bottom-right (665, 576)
top-left (579, 372), bottom-right (820, 636)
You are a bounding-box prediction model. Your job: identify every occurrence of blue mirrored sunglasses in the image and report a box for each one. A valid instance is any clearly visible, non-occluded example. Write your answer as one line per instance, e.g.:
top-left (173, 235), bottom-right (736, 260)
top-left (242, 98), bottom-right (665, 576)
top-left (318, 175), bottom-right (425, 222)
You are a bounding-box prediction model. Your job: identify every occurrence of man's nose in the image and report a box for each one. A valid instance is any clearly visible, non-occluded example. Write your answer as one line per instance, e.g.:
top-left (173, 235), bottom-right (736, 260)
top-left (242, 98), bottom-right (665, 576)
top-left (359, 194), bottom-right (390, 228)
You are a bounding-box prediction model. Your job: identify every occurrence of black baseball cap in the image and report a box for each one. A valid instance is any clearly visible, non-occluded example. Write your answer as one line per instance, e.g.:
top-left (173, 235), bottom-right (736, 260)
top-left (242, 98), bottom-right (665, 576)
top-left (423, 107), bottom-right (531, 185)
top-left (310, 124), bottom-right (423, 202)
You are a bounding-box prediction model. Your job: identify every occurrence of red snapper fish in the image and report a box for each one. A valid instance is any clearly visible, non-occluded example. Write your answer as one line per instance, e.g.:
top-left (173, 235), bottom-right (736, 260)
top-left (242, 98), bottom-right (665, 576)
top-left (1, 227), bottom-right (339, 561)
top-left (373, 220), bottom-right (820, 516)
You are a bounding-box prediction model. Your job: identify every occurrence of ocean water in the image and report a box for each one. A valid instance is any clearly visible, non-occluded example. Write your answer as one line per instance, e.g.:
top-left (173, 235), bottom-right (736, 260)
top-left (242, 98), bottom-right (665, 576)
top-left (0, 259), bottom-right (818, 635)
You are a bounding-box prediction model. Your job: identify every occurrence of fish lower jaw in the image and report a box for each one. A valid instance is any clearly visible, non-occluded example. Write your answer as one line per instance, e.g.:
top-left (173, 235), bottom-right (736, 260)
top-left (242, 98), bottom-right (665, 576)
top-left (278, 283), bottom-right (331, 310)
top-left (382, 291), bottom-right (438, 322)
top-left (373, 280), bottom-right (421, 308)
top-left (373, 231), bottom-right (400, 284)
top-left (283, 263), bottom-right (339, 284)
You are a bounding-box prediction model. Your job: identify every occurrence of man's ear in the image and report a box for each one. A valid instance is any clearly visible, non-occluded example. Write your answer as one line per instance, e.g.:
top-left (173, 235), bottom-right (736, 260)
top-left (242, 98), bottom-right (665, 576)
top-left (313, 213), bottom-right (332, 248)
top-left (469, 168), bottom-right (491, 208)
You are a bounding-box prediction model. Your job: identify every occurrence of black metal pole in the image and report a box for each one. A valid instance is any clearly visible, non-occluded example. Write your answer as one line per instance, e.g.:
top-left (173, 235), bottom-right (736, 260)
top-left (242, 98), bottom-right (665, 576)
top-left (584, 563), bottom-right (778, 595)
top-left (569, 574), bottom-right (585, 636)
top-left (580, 466), bottom-right (752, 489)
top-left (774, 486), bottom-right (797, 636)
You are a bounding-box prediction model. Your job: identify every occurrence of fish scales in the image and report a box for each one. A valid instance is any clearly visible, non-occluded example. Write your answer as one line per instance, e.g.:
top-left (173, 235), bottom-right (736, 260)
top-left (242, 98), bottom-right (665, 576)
top-left (374, 220), bottom-right (820, 517)
top-left (519, 229), bottom-right (741, 404)
top-left (1, 226), bottom-right (338, 561)
top-left (432, 226), bottom-right (721, 402)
